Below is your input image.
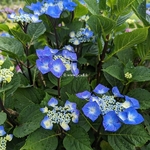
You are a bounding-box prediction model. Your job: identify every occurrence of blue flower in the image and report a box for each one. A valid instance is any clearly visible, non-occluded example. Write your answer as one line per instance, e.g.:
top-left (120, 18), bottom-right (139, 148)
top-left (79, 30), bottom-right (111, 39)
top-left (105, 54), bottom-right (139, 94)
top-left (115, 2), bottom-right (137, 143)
top-left (0, 126), bottom-right (6, 136)
top-left (50, 59), bottom-right (66, 78)
top-left (82, 101), bottom-right (101, 122)
top-left (118, 107), bottom-right (144, 125)
top-left (112, 86), bottom-right (124, 97)
top-left (103, 111), bottom-right (122, 132)
top-left (121, 96), bottom-right (140, 109)
top-left (76, 90), bottom-right (91, 99)
top-left (93, 84), bottom-right (109, 94)
top-left (72, 109), bottom-right (80, 123)
top-left (46, 5), bottom-right (62, 18)
top-left (48, 97), bottom-right (58, 107)
top-left (64, 100), bottom-right (77, 112)
top-left (41, 116), bottom-right (53, 130)
top-left (36, 57), bottom-right (51, 74)
top-left (63, 1), bottom-right (77, 11)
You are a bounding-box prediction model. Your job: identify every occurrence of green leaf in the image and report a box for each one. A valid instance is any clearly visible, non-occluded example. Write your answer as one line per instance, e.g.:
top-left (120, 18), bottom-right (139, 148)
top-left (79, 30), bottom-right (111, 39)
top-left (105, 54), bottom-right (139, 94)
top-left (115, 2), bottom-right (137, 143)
top-left (0, 112), bottom-right (7, 125)
top-left (27, 22), bottom-right (46, 43)
top-left (103, 65), bottom-right (125, 81)
top-left (13, 104), bottom-right (44, 138)
top-left (105, 28), bottom-right (148, 61)
top-left (63, 125), bottom-right (92, 150)
top-left (25, 0), bottom-right (37, 5)
top-left (0, 37), bottom-right (24, 57)
top-left (83, 0), bottom-right (99, 15)
top-left (0, 24), bottom-right (9, 32)
top-left (10, 29), bottom-right (31, 46)
top-left (21, 128), bottom-right (58, 150)
top-left (108, 125), bottom-right (150, 150)
top-left (100, 140), bottom-right (113, 150)
top-left (127, 88), bottom-right (150, 110)
top-left (74, 0), bottom-right (88, 18)
top-left (87, 15), bottom-right (116, 36)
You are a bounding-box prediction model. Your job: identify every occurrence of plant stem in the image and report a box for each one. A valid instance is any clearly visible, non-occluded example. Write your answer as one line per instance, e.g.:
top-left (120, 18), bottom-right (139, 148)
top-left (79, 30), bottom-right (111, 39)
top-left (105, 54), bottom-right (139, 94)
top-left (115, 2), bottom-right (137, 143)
top-left (97, 35), bottom-right (109, 84)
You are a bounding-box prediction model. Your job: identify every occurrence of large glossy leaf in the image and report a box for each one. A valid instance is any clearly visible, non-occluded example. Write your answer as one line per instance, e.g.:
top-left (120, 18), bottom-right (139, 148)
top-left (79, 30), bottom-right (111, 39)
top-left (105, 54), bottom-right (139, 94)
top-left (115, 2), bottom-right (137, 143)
top-left (10, 29), bottom-right (31, 46)
top-left (105, 28), bottom-right (148, 61)
top-left (83, 0), bottom-right (99, 15)
top-left (27, 22), bottom-right (46, 43)
top-left (63, 125), bottom-right (92, 150)
top-left (127, 88), bottom-right (150, 110)
top-left (0, 112), bottom-right (7, 125)
top-left (108, 125), bottom-right (150, 150)
top-left (13, 104), bottom-right (44, 138)
top-left (21, 128), bottom-right (58, 150)
top-left (0, 37), bottom-right (24, 57)
top-left (87, 15), bottom-right (116, 36)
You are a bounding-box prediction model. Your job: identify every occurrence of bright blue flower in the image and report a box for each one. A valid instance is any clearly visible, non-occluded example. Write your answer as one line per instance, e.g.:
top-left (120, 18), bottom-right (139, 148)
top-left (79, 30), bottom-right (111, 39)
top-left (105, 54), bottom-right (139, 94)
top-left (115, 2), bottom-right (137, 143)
top-left (63, 1), bottom-right (77, 11)
top-left (41, 116), bottom-right (53, 130)
top-left (103, 111), bottom-right (122, 132)
top-left (93, 84), bottom-right (109, 94)
top-left (121, 96), bottom-right (140, 109)
top-left (0, 126), bottom-right (6, 136)
top-left (65, 100), bottom-right (77, 112)
top-left (71, 63), bottom-right (79, 76)
top-left (72, 109), bottom-right (80, 123)
top-left (46, 5), bottom-right (62, 18)
top-left (48, 97), bottom-right (58, 107)
top-left (82, 101), bottom-right (101, 122)
top-left (36, 57), bottom-right (51, 74)
top-left (118, 107), bottom-right (144, 125)
top-left (82, 28), bottom-right (93, 39)
top-left (112, 86), bottom-right (124, 97)
top-left (76, 91), bottom-right (91, 99)
top-left (62, 50), bottom-right (77, 61)
top-left (50, 59), bottom-right (66, 78)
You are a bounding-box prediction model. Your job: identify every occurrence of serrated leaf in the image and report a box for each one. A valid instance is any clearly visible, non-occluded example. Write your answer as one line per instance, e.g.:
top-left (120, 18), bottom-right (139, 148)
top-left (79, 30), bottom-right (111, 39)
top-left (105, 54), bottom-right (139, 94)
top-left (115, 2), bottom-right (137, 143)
top-left (63, 125), bottom-right (92, 150)
top-left (103, 65), bottom-right (125, 81)
top-left (21, 128), bottom-right (58, 150)
top-left (10, 29), bottom-right (31, 45)
top-left (83, 0), bottom-right (99, 15)
top-left (127, 88), bottom-right (150, 110)
top-left (0, 112), bottom-right (7, 125)
top-left (13, 105), bottom-right (44, 138)
top-left (108, 125), bottom-right (150, 150)
top-left (87, 15), bottom-right (116, 36)
top-left (0, 37), bottom-right (24, 57)
top-left (106, 28), bottom-right (148, 61)
top-left (27, 22), bottom-right (46, 43)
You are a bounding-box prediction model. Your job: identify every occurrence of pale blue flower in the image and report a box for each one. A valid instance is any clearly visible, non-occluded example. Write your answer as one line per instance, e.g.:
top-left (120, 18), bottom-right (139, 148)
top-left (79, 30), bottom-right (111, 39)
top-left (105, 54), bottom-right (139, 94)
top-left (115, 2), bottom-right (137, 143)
top-left (93, 84), bottom-right (109, 94)
top-left (48, 98), bottom-right (58, 107)
top-left (0, 126), bottom-right (6, 136)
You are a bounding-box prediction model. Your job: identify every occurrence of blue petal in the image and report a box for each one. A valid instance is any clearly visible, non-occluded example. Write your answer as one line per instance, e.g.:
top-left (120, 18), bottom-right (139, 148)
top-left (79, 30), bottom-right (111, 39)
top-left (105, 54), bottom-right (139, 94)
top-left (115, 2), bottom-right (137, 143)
top-left (46, 5), bottom-right (62, 18)
top-left (82, 101), bottom-right (101, 122)
top-left (60, 122), bottom-right (70, 131)
top-left (63, 45), bottom-right (75, 52)
top-left (124, 96), bottom-right (140, 109)
top-left (112, 86), bottom-right (124, 97)
top-left (118, 107), bottom-right (144, 125)
top-left (93, 84), bottom-right (109, 94)
top-left (36, 58), bottom-right (51, 74)
top-left (103, 111), bottom-right (122, 132)
top-left (72, 109), bottom-right (80, 123)
top-left (48, 97), bottom-right (58, 107)
top-left (0, 126), bottom-right (6, 136)
top-left (71, 63), bottom-right (79, 76)
top-left (63, 1), bottom-right (77, 11)
top-left (64, 100), bottom-right (77, 112)
top-left (41, 116), bottom-right (53, 130)
top-left (50, 59), bottom-right (66, 78)
top-left (76, 91), bottom-right (91, 99)
top-left (62, 50), bottom-right (77, 61)
top-left (40, 107), bottom-right (48, 113)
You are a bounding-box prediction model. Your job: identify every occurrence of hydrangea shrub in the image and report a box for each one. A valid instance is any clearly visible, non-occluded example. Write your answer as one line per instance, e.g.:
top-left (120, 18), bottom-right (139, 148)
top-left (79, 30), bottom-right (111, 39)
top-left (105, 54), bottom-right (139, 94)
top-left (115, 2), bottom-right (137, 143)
top-left (0, 0), bottom-right (150, 150)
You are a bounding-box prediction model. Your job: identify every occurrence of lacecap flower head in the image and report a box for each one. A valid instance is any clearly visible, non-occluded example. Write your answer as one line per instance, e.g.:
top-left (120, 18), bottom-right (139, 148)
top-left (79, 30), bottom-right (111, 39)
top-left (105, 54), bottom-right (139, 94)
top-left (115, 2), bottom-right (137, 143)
top-left (26, 0), bottom-right (77, 18)
top-left (0, 126), bottom-right (13, 150)
top-left (36, 45), bottom-right (79, 78)
top-left (40, 98), bottom-right (79, 131)
top-left (76, 84), bottom-right (144, 132)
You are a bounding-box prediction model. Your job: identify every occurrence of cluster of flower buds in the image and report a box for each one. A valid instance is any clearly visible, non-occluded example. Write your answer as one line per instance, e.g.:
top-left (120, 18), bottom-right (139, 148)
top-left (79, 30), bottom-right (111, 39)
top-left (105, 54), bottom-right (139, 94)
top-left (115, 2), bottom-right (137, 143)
top-left (76, 84), bottom-right (144, 132)
top-left (8, 8), bottom-right (41, 24)
top-left (0, 126), bottom-right (13, 150)
top-left (69, 27), bottom-right (94, 45)
top-left (40, 98), bottom-right (79, 131)
top-left (36, 45), bottom-right (79, 78)
top-left (0, 60), bottom-right (14, 84)
top-left (26, 0), bottom-right (77, 18)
